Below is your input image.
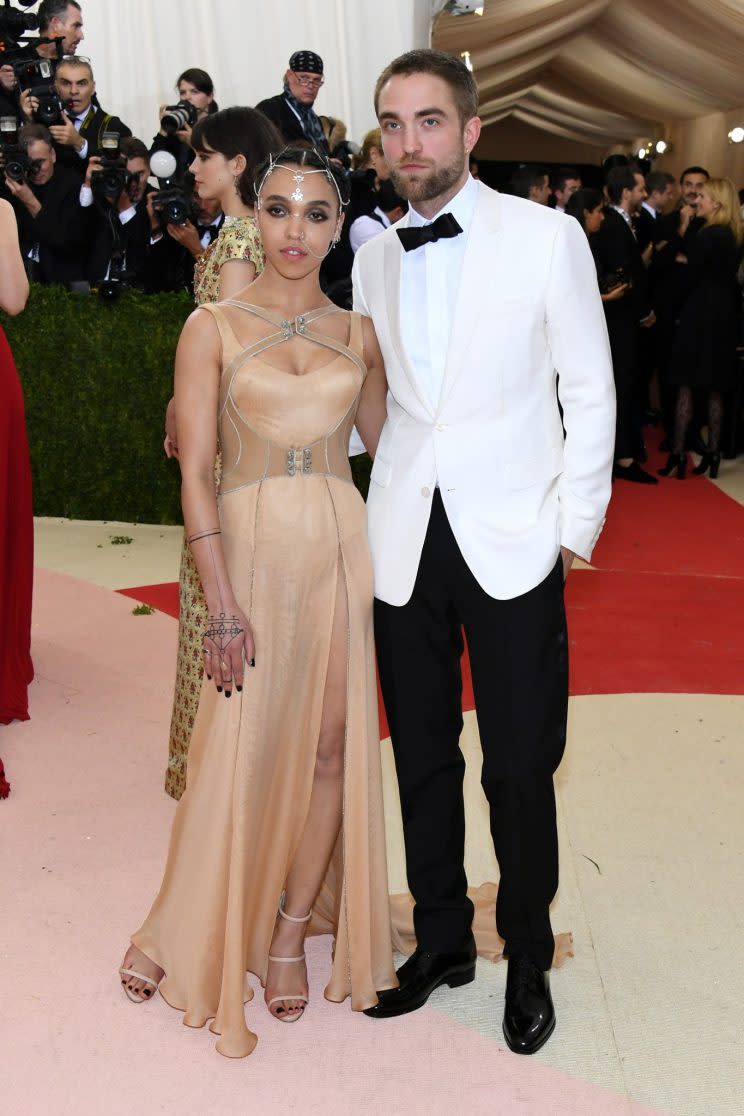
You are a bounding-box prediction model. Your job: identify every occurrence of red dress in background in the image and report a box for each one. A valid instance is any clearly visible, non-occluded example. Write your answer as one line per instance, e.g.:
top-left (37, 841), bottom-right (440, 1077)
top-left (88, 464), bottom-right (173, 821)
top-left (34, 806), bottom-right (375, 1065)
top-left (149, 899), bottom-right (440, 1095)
top-left (0, 323), bottom-right (33, 730)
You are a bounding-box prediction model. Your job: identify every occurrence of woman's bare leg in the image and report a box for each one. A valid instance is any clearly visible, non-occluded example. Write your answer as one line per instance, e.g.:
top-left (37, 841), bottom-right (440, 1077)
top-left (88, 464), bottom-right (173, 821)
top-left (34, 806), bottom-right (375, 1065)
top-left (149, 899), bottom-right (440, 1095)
top-left (265, 563), bottom-right (347, 1019)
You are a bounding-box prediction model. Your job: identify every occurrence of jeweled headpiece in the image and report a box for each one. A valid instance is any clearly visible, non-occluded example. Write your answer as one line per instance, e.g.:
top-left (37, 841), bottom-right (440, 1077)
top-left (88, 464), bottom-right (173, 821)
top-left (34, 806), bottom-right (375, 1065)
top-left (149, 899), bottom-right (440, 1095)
top-left (255, 150), bottom-right (346, 212)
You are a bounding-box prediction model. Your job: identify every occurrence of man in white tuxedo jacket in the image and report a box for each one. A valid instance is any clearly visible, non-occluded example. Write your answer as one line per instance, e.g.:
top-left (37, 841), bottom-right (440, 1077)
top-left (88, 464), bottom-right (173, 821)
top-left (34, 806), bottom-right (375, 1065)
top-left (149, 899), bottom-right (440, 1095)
top-left (353, 50), bottom-right (615, 1053)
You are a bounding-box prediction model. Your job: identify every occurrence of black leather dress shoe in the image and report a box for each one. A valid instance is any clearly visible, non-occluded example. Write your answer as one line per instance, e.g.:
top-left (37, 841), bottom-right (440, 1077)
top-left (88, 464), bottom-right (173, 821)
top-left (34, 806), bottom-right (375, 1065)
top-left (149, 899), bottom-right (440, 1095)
top-left (364, 937), bottom-right (477, 1018)
top-left (613, 461), bottom-right (658, 485)
top-left (502, 953), bottom-right (555, 1055)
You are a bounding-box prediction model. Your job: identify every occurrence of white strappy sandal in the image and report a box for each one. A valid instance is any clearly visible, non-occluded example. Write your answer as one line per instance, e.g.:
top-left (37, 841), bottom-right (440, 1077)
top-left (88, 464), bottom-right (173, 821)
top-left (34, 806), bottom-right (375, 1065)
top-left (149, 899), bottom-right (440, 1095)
top-left (119, 965), bottom-right (161, 1003)
top-left (266, 893), bottom-right (312, 1022)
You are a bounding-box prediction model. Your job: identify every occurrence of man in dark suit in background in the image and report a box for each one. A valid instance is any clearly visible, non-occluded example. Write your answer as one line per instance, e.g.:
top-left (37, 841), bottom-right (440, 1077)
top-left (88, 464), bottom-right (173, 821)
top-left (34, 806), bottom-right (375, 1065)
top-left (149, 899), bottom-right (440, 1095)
top-left (255, 51), bottom-right (329, 155)
top-left (596, 164), bottom-right (657, 484)
top-left (3, 123), bottom-right (89, 285)
top-left (651, 166), bottom-right (708, 445)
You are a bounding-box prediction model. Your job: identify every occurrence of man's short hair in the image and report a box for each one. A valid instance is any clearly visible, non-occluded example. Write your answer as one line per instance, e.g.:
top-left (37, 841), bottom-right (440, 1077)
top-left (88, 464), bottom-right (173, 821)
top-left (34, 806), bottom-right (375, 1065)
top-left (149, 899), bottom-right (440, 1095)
top-left (507, 164), bottom-right (548, 199)
top-left (680, 165), bottom-right (709, 183)
top-left (374, 48), bottom-right (479, 126)
top-left (120, 136), bottom-right (149, 163)
top-left (606, 165), bottom-right (636, 205)
top-left (38, 0), bottom-right (81, 32)
top-left (645, 170), bottom-right (675, 195)
top-left (19, 123), bottom-right (54, 150)
top-left (551, 167), bottom-right (580, 193)
top-left (56, 56), bottom-right (93, 81)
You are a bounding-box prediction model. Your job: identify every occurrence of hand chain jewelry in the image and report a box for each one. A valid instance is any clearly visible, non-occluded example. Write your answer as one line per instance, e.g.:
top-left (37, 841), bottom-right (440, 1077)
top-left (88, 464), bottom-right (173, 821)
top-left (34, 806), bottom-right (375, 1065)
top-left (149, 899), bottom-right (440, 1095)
top-left (204, 613), bottom-right (244, 657)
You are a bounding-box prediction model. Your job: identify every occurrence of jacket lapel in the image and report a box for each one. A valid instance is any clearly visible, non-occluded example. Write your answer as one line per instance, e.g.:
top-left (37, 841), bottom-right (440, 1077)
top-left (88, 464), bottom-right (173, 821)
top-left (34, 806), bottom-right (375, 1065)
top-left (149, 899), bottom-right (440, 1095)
top-left (383, 227), bottom-right (435, 417)
top-left (436, 185), bottom-right (502, 414)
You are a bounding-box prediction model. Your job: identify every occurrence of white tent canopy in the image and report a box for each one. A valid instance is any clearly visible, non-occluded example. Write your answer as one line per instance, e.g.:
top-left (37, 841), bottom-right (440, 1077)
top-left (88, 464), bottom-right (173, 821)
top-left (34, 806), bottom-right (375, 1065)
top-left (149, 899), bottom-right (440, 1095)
top-left (80, 0), bottom-right (434, 149)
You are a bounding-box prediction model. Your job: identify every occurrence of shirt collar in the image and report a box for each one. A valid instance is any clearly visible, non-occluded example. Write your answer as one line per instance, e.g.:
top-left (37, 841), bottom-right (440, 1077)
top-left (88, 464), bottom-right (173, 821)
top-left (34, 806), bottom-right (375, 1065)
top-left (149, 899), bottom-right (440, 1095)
top-left (642, 201), bottom-right (657, 218)
top-left (408, 173), bottom-right (478, 231)
top-left (612, 205), bottom-right (633, 226)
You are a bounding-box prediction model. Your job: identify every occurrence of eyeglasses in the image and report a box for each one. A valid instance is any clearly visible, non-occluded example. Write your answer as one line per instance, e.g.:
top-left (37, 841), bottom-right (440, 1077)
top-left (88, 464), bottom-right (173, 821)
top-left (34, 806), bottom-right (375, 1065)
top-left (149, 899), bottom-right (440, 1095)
top-left (61, 54), bottom-right (92, 64)
top-left (294, 75), bottom-right (324, 89)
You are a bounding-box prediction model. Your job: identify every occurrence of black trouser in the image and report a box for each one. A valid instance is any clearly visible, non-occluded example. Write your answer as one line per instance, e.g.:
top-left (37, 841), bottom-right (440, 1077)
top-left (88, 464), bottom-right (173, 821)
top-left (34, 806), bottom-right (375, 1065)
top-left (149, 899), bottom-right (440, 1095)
top-left (374, 492), bottom-right (568, 971)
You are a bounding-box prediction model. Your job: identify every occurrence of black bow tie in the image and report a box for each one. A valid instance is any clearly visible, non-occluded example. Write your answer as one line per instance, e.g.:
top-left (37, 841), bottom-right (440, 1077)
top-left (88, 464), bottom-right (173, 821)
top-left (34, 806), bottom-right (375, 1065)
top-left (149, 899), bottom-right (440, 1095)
top-left (397, 212), bottom-right (463, 252)
top-left (198, 224), bottom-right (219, 245)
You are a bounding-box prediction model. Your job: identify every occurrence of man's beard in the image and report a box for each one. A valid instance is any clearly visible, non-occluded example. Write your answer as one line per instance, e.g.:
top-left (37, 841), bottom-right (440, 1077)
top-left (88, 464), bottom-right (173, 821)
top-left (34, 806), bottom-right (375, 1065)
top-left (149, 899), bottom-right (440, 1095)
top-left (390, 149), bottom-right (466, 205)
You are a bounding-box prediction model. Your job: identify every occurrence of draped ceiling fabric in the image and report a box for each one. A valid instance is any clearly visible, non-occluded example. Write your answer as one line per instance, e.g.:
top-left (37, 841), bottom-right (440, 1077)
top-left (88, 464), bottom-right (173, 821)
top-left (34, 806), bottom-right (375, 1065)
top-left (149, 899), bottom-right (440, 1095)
top-left (80, 0), bottom-right (433, 149)
top-left (432, 0), bottom-right (744, 178)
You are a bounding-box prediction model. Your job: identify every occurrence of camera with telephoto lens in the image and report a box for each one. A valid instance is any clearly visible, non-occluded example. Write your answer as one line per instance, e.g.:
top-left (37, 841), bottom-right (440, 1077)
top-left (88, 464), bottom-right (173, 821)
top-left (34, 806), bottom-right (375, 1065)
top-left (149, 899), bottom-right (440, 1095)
top-left (4, 146), bottom-right (41, 182)
top-left (0, 115), bottom-right (40, 182)
top-left (90, 133), bottom-right (132, 203)
top-left (149, 149), bottom-right (197, 228)
top-left (11, 55), bottom-right (64, 125)
top-left (161, 100), bottom-right (197, 136)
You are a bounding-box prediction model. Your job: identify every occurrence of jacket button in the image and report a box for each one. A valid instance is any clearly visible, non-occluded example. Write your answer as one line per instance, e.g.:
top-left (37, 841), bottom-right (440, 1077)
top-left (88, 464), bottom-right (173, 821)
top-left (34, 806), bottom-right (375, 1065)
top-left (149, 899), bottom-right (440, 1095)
top-left (435, 423), bottom-right (445, 431)
top-left (421, 486), bottom-right (431, 498)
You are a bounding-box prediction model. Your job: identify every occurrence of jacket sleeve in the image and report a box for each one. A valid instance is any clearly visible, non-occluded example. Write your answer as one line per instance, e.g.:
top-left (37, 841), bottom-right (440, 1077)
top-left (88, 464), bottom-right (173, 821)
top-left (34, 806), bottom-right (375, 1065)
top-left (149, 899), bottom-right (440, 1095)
top-left (546, 216), bottom-right (616, 561)
top-left (29, 176), bottom-right (91, 254)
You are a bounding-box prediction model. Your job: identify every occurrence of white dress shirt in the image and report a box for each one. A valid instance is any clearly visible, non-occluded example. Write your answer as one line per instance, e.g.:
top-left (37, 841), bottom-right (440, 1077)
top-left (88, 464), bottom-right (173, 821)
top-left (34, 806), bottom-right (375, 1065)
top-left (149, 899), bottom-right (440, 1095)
top-left (350, 207), bottom-right (390, 253)
top-left (400, 174), bottom-right (478, 412)
top-left (641, 201), bottom-right (658, 220)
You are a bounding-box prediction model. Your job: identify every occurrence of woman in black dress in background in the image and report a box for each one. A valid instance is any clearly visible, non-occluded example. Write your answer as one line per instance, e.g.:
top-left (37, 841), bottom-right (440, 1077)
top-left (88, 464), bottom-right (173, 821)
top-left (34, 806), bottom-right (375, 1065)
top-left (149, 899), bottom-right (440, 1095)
top-left (659, 177), bottom-right (742, 479)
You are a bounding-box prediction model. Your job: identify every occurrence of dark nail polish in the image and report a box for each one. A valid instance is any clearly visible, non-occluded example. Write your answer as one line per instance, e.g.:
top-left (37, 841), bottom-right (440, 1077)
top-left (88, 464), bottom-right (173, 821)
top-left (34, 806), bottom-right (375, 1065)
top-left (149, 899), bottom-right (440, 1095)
top-left (143, 989), bottom-right (151, 996)
top-left (249, 658), bottom-right (255, 668)
top-left (236, 685), bottom-right (242, 692)
top-left (206, 674), bottom-right (212, 680)
top-left (225, 690), bottom-right (231, 698)
top-left (216, 686), bottom-right (222, 692)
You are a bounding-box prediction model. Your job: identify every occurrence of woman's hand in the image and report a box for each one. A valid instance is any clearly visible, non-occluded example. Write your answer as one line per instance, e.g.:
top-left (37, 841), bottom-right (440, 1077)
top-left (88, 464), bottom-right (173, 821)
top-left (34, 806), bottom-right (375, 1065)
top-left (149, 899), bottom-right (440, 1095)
top-left (601, 282), bottom-right (629, 303)
top-left (163, 396), bottom-right (178, 458)
top-left (203, 603), bottom-right (255, 696)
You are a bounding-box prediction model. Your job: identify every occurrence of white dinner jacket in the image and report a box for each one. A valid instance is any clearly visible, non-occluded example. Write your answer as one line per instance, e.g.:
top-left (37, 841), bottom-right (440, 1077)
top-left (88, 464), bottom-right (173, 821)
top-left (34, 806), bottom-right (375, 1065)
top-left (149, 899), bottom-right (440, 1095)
top-left (352, 182), bottom-right (616, 606)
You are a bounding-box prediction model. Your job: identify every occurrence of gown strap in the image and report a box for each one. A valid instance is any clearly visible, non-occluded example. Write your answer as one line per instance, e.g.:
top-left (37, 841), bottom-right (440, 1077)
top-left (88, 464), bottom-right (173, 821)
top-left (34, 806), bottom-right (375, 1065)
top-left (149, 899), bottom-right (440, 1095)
top-left (347, 311), bottom-right (364, 359)
top-left (198, 302), bottom-right (244, 353)
top-left (220, 301), bottom-right (287, 329)
top-left (301, 325), bottom-right (368, 379)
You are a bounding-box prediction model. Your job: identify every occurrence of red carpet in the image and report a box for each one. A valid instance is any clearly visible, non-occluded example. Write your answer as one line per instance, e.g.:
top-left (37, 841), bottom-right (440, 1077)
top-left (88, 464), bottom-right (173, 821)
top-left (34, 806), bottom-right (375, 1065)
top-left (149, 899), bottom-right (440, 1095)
top-left (592, 436), bottom-right (744, 579)
top-left (119, 439), bottom-right (744, 733)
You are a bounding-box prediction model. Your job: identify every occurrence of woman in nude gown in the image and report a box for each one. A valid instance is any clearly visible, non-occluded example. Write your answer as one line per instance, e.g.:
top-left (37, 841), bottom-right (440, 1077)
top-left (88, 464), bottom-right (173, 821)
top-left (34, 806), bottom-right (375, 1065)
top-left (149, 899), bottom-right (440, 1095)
top-left (118, 147), bottom-right (396, 1057)
top-left (162, 106), bottom-right (282, 800)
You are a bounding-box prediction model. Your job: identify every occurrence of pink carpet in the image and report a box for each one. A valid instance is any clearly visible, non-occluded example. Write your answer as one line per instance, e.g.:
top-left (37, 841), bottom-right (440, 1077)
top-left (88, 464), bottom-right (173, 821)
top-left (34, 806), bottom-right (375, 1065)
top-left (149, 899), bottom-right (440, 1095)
top-left (1, 569), bottom-right (673, 1115)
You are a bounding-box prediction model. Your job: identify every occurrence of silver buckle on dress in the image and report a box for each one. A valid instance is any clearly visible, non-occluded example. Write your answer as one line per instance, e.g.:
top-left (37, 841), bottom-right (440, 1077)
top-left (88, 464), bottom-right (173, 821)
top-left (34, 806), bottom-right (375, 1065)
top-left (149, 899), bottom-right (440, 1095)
top-left (286, 447), bottom-right (313, 476)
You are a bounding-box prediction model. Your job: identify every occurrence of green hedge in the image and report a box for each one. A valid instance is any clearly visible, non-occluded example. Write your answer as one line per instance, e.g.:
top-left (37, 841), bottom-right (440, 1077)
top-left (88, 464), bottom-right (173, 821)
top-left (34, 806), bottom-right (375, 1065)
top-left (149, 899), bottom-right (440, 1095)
top-left (1, 284), bottom-right (371, 523)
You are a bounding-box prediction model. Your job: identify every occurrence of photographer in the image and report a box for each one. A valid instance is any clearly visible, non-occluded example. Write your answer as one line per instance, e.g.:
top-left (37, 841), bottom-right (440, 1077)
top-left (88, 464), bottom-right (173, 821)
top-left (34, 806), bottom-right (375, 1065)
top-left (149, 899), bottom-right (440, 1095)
top-left (147, 176), bottom-right (223, 294)
top-left (1, 1), bottom-right (84, 123)
top-left (151, 68), bottom-right (218, 178)
top-left (35, 0), bottom-right (84, 59)
top-left (3, 122), bottom-right (89, 284)
top-left (80, 136), bottom-right (153, 290)
top-left (19, 56), bottom-right (130, 177)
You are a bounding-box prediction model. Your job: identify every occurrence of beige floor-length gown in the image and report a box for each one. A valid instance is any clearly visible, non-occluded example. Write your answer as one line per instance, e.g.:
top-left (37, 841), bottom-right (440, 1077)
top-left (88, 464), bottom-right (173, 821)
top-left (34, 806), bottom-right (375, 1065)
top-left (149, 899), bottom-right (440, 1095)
top-left (132, 301), bottom-right (396, 1057)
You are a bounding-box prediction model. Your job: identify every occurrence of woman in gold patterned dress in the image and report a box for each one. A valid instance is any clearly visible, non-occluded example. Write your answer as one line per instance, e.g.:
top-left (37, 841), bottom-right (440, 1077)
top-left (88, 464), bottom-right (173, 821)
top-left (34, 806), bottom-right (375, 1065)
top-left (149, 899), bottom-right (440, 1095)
top-left (120, 148), bottom-right (395, 1057)
top-left (163, 107), bottom-right (282, 799)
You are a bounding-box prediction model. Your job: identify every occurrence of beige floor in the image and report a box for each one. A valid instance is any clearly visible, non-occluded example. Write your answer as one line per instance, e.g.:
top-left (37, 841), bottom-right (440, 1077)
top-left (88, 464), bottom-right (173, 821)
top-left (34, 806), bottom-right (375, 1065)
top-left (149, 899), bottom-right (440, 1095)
top-left (28, 485), bottom-right (744, 1115)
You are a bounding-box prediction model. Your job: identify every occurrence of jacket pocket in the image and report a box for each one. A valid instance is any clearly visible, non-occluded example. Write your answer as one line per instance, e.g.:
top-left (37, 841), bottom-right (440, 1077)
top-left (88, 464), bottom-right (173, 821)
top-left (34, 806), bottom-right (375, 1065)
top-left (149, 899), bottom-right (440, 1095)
top-left (506, 441), bottom-right (564, 490)
top-left (369, 454), bottom-right (392, 488)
